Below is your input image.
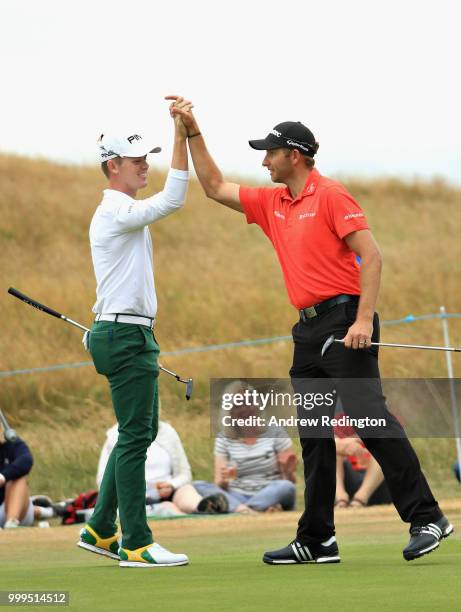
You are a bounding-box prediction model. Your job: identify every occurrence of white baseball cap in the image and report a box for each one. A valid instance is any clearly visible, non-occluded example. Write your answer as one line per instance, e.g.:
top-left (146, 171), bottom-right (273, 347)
top-left (98, 133), bottom-right (161, 162)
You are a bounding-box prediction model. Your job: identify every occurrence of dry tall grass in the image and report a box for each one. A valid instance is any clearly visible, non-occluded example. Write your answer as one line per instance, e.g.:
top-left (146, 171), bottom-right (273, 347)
top-left (1, 154), bottom-right (461, 497)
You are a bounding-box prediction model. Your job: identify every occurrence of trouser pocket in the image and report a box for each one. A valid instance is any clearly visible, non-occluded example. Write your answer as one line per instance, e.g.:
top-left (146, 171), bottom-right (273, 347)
top-left (89, 328), bottom-right (114, 375)
top-left (89, 323), bottom-right (147, 376)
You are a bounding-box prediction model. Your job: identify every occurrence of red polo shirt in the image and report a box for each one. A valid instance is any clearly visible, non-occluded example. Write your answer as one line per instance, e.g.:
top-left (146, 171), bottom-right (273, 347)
top-left (239, 168), bottom-right (369, 309)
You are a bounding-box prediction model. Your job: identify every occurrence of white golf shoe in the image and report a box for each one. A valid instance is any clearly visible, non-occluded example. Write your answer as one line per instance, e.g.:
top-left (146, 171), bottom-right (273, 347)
top-left (119, 541), bottom-right (189, 568)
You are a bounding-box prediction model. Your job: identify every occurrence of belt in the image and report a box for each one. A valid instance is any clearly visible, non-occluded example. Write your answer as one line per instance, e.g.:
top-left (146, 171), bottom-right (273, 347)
top-left (95, 313), bottom-right (155, 328)
top-left (299, 294), bottom-right (358, 322)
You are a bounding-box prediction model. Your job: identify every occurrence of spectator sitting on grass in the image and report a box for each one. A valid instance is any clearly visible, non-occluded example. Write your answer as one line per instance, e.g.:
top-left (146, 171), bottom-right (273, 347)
top-left (0, 430), bottom-right (55, 528)
top-left (97, 420), bottom-right (228, 516)
top-left (334, 412), bottom-right (392, 508)
top-left (193, 381), bottom-right (297, 514)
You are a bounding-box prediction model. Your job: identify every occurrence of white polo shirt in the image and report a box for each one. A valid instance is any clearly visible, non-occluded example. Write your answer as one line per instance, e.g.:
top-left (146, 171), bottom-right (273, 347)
top-left (90, 168), bottom-right (189, 318)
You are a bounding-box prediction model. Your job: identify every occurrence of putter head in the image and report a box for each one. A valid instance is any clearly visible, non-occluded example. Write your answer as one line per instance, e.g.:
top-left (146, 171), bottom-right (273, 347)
top-left (321, 335), bottom-right (336, 358)
top-left (4, 428), bottom-right (17, 443)
top-left (185, 379), bottom-right (193, 401)
top-left (0, 410), bottom-right (17, 442)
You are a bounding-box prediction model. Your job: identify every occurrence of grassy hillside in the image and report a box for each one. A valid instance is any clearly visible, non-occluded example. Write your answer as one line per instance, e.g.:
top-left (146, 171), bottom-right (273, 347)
top-left (1, 154), bottom-right (461, 498)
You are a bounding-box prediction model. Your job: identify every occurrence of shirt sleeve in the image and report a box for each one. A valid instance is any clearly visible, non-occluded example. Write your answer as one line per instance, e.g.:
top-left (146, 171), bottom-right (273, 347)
top-left (214, 434), bottom-right (229, 458)
top-left (239, 185), bottom-right (273, 232)
top-left (273, 428), bottom-right (292, 454)
top-left (167, 427), bottom-right (193, 490)
top-left (325, 186), bottom-right (369, 239)
top-left (0, 439), bottom-right (33, 482)
top-left (114, 168), bottom-right (189, 231)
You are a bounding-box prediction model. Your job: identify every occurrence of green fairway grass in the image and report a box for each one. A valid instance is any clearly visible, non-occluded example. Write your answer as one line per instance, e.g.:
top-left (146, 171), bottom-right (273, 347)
top-left (0, 505), bottom-right (459, 611)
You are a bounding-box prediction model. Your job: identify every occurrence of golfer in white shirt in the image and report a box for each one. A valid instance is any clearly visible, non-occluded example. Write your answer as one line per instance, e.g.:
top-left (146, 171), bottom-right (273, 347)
top-left (78, 98), bottom-right (191, 568)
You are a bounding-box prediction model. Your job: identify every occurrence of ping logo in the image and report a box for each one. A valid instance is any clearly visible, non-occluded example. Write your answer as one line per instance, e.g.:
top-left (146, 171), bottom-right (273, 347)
top-left (270, 129), bottom-right (282, 137)
top-left (127, 134), bottom-right (142, 144)
top-left (100, 147), bottom-right (116, 159)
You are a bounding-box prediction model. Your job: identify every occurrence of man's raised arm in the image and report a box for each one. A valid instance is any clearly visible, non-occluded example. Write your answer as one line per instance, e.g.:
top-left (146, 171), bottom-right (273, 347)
top-left (166, 95), bottom-right (243, 212)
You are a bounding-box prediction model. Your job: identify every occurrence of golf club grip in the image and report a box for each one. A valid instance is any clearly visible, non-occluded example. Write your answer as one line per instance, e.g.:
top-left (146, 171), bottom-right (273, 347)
top-left (186, 379), bottom-right (193, 400)
top-left (8, 287), bottom-right (63, 319)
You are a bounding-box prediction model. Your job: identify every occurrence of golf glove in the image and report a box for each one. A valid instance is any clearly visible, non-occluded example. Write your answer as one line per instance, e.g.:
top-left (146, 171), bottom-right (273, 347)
top-left (82, 330), bottom-right (90, 352)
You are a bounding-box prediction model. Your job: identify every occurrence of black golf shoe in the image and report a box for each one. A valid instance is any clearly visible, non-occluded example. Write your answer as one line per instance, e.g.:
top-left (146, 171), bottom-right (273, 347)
top-left (403, 515), bottom-right (453, 561)
top-left (263, 537), bottom-right (340, 565)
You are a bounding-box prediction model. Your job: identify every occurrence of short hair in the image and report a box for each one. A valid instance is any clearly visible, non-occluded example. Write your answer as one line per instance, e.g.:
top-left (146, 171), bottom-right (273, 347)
top-left (283, 148), bottom-right (315, 168)
top-left (303, 155), bottom-right (315, 169)
top-left (101, 156), bottom-right (122, 178)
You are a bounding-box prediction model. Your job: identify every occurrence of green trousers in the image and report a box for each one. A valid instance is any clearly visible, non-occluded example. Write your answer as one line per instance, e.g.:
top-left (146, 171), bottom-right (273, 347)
top-left (88, 321), bottom-right (159, 550)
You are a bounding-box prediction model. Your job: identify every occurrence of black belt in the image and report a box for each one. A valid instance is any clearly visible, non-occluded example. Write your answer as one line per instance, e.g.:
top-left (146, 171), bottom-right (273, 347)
top-left (299, 294), bottom-right (359, 322)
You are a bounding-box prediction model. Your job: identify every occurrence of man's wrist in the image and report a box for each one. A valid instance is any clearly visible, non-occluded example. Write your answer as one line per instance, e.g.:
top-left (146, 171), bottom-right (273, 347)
top-left (355, 311), bottom-right (374, 323)
top-left (187, 123), bottom-right (200, 137)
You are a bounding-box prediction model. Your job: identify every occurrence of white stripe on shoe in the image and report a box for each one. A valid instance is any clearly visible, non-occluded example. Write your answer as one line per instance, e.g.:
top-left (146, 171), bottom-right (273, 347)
top-left (296, 543), bottom-right (309, 561)
top-left (421, 526), bottom-right (442, 539)
top-left (426, 524), bottom-right (442, 537)
top-left (291, 543), bottom-right (303, 562)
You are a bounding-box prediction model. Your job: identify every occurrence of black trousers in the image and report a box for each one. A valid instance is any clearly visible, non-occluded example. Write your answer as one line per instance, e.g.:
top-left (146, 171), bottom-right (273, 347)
top-left (290, 300), bottom-right (442, 545)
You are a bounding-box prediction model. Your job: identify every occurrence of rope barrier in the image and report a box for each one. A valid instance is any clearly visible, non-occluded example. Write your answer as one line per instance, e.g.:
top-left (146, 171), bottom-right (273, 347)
top-left (1, 312), bottom-right (460, 378)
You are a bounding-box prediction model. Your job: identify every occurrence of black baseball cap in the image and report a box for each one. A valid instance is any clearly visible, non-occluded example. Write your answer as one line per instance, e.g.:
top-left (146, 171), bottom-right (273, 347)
top-left (249, 121), bottom-right (319, 157)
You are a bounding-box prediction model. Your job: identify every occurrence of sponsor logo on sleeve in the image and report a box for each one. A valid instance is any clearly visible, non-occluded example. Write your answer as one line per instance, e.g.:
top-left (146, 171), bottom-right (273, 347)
top-left (344, 212), bottom-right (364, 221)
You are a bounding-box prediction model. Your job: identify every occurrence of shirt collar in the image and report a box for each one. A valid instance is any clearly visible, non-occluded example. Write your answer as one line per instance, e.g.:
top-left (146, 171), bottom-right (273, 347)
top-left (281, 168), bottom-right (321, 203)
top-left (101, 189), bottom-right (134, 207)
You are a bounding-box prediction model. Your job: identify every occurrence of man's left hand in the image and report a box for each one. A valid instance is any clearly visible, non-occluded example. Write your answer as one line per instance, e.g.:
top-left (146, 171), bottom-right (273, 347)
top-left (343, 319), bottom-right (373, 350)
top-left (167, 95), bottom-right (194, 139)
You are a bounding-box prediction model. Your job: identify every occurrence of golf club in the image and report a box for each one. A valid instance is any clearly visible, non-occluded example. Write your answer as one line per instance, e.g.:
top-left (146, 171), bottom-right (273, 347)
top-left (321, 334), bottom-right (461, 358)
top-left (0, 409), bottom-right (18, 442)
top-left (8, 287), bottom-right (193, 400)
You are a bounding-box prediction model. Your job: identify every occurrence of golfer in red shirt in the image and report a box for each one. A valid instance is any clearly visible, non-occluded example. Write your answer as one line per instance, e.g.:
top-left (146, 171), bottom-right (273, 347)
top-left (168, 97), bottom-right (452, 564)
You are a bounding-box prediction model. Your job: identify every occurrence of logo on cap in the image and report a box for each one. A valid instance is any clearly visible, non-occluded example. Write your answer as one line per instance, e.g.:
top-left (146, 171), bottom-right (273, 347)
top-left (127, 134), bottom-right (142, 144)
top-left (100, 148), bottom-right (117, 159)
top-left (286, 140), bottom-right (311, 154)
top-left (270, 129), bottom-right (282, 137)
